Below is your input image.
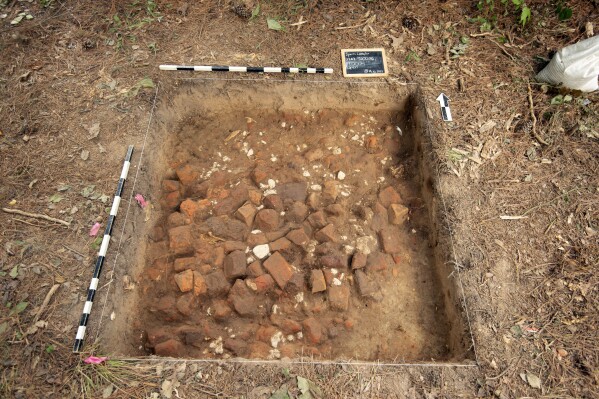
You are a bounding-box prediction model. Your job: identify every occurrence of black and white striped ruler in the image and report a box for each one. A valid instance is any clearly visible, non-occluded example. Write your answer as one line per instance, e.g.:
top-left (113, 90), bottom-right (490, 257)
top-left (159, 64), bottom-right (333, 74)
top-left (73, 145), bottom-right (133, 353)
top-left (436, 93), bottom-right (453, 122)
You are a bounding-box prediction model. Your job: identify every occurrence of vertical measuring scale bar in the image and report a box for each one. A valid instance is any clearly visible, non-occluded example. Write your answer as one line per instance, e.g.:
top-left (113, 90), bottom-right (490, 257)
top-left (73, 145), bottom-right (134, 353)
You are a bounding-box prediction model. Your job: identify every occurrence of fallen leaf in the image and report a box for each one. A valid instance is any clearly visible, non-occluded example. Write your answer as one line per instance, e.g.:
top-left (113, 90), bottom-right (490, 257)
top-left (269, 385), bottom-right (290, 399)
top-left (81, 185), bottom-right (95, 198)
top-left (526, 372), bottom-right (541, 389)
top-left (0, 321), bottom-right (8, 335)
top-left (102, 384), bottom-right (114, 398)
top-left (479, 120), bottom-right (496, 134)
top-left (81, 150), bottom-right (90, 161)
top-left (9, 265), bottom-right (19, 278)
top-left (49, 193), bottom-right (63, 203)
top-left (85, 123), bottom-right (100, 140)
top-left (297, 376), bottom-right (322, 399)
top-left (84, 356), bottom-right (108, 364)
top-left (10, 301), bottom-right (28, 315)
top-left (89, 222), bottom-right (102, 237)
top-left (267, 18), bottom-right (284, 31)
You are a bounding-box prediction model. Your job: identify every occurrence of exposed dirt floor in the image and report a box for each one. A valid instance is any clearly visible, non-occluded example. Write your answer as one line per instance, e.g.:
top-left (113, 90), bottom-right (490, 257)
top-left (1, 0), bottom-right (598, 398)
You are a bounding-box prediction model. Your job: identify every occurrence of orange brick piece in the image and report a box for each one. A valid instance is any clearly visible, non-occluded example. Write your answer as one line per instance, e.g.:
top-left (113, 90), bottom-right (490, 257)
top-left (263, 252), bottom-right (294, 289)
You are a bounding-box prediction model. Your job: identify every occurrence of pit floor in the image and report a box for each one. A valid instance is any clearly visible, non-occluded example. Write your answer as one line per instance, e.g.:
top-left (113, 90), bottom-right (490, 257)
top-left (117, 82), bottom-right (461, 362)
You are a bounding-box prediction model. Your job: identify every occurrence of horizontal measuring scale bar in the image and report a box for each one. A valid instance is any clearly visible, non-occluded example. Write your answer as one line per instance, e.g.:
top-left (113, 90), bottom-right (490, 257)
top-left (159, 65), bottom-right (333, 74)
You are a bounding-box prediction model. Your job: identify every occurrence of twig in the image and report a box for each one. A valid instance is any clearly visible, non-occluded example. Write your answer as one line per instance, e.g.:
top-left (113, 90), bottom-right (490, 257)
top-left (2, 208), bottom-right (70, 226)
top-left (486, 38), bottom-right (517, 61)
top-left (485, 356), bottom-right (522, 380)
top-left (527, 82), bottom-right (549, 145)
top-left (63, 245), bottom-right (85, 258)
top-left (32, 284), bottom-right (61, 324)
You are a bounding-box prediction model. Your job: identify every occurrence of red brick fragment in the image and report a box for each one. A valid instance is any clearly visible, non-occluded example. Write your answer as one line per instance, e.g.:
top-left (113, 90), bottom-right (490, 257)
top-left (263, 252), bottom-right (294, 289)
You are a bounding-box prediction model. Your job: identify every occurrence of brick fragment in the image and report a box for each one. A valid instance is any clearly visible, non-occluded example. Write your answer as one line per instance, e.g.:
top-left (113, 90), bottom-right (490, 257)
top-left (378, 186), bottom-right (402, 208)
top-left (154, 339), bottom-right (185, 357)
top-left (204, 270), bottom-right (231, 297)
top-left (351, 252), bottom-right (367, 269)
top-left (263, 252), bottom-right (294, 289)
top-left (224, 250), bottom-right (247, 280)
top-left (310, 269), bottom-right (327, 293)
top-left (263, 195), bottom-right (284, 211)
top-left (286, 228), bottom-right (309, 246)
top-left (270, 237), bottom-right (291, 252)
top-left (176, 293), bottom-right (196, 316)
top-left (328, 285), bottom-right (350, 311)
top-left (254, 209), bottom-right (280, 231)
top-left (174, 269), bottom-right (193, 292)
top-left (302, 318), bottom-right (324, 344)
top-left (235, 203), bottom-right (257, 226)
top-left (315, 224), bottom-right (338, 243)
top-left (168, 225), bottom-right (194, 255)
top-left (193, 271), bottom-right (207, 296)
top-left (379, 227), bottom-right (402, 254)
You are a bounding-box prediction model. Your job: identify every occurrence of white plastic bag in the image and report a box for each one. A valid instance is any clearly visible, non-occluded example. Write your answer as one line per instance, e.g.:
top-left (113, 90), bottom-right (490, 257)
top-left (536, 35), bottom-right (599, 92)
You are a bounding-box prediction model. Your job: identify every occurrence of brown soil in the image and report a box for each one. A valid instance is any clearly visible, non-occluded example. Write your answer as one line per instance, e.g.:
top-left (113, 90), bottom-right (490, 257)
top-left (123, 82), bottom-right (465, 362)
top-left (1, 1), bottom-right (597, 398)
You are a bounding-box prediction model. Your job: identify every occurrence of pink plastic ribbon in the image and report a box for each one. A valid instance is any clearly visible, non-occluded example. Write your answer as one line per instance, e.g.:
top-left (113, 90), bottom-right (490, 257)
top-left (134, 193), bottom-right (148, 209)
top-left (83, 356), bottom-right (108, 364)
top-left (89, 222), bottom-right (101, 237)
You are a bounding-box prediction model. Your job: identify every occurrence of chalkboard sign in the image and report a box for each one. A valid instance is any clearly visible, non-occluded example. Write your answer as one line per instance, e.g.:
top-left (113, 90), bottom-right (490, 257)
top-left (341, 48), bottom-right (388, 77)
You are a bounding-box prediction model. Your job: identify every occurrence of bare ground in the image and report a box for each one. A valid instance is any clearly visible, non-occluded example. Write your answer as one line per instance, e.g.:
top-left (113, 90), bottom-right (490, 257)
top-left (1, 0), bottom-right (598, 398)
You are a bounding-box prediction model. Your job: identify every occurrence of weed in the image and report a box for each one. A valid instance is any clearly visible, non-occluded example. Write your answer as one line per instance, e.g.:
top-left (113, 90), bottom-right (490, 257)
top-left (74, 358), bottom-right (155, 398)
top-left (405, 50), bottom-right (421, 63)
top-left (473, 0), bottom-right (532, 30)
top-left (555, 1), bottom-right (572, 21)
top-left (450, 36), bottom-right (470, 58)
top-left (107, 0), bottom-right (162, 51)
top-left (148, 42), bottom-right (158, 54)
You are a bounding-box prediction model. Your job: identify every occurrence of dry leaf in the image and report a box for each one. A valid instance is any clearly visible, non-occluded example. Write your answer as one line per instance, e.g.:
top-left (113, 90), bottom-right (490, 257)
top-left (526, 372), bottom-right (541, 389)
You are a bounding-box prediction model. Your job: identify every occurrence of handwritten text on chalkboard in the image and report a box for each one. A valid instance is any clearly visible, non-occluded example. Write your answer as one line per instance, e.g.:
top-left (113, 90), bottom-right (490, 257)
top-left (341, 49), bottom-right (388, 77)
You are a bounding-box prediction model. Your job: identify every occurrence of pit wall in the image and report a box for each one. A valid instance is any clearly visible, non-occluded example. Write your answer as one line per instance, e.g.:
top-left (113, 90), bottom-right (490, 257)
top-left (408, 89), bottom-right (475, 362)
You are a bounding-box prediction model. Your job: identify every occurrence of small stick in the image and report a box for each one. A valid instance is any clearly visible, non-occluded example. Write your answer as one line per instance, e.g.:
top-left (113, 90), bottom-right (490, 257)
top-left (2, 208), bottom-right (70, 226)
top-left (527, 81), bottom-right (549, 145)
top-left (32, 284), bottom-right (60, 324)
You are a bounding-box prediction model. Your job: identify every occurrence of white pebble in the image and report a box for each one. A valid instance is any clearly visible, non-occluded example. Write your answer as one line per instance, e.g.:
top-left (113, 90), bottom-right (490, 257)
top-left (267, 179), bottom-right (276, 188)
top-left (337, 171), bottom-right (346, 180)
top-left (311, 184), bottom-right (322, 192)
top-left (281, 122), bottom-right (287, 128)
top-left (247, 149), bottom-right (254, 157)
top-left (253, 244), bottom-right (270, 259)
top-left (303, 171), bottom-right (311, 177)
top-left (332, 278), bottom-right (342, 286)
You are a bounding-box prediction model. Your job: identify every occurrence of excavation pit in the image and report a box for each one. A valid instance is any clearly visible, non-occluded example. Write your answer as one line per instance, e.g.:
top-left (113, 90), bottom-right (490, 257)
top-left (118, 81), bottom-right (473, 363)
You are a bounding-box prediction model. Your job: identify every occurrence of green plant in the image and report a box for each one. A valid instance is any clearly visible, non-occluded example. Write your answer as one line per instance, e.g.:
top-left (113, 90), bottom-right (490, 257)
top-left (555, 1), bottom-right (572, 21)
top-left (405, 50), bottom-right (420, 63)
top-left (473, 0), bottom-right (532, 30)
top-left (450, 36), bottom-right (470, 58)
top-left (107, 0), bottom-right (162, 50)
